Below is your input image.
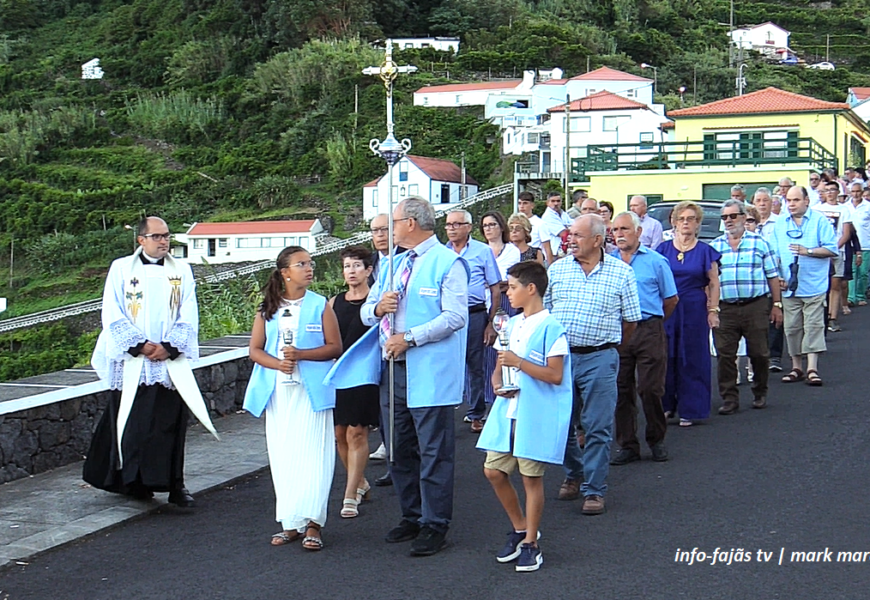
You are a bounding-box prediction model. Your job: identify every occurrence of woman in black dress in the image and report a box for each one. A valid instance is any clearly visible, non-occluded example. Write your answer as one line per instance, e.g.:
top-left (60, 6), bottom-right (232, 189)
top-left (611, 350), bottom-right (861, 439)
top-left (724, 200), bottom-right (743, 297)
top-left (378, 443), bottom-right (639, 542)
top-left (329, 246), bottom-right (379, 518)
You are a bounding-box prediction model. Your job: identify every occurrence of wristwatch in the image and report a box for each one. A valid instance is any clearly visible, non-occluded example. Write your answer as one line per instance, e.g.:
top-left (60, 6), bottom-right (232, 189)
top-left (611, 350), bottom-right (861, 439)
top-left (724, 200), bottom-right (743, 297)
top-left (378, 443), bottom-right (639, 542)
top-left (403, 331), bottom-right (416, 347)
top-left (773, 301), bottom-right (783, 309)
top-left (807, 248), bottom-right (814, 256)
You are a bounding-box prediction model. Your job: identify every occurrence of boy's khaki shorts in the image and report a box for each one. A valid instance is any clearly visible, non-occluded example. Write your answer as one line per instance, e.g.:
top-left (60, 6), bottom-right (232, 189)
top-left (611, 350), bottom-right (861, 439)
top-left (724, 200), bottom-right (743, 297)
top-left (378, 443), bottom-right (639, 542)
top-left (484, 451), bottom-right (547, 478)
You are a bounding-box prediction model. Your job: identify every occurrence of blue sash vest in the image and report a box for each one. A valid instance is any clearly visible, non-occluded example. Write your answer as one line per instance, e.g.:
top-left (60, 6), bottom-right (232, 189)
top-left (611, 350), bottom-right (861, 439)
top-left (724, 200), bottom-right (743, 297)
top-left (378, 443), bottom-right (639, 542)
top-left (243, 290), bottom-right (336, 417)
top-left (476, 314), bottom-right (573, 465)
top-left (325, 243), bottom-right (469, 409)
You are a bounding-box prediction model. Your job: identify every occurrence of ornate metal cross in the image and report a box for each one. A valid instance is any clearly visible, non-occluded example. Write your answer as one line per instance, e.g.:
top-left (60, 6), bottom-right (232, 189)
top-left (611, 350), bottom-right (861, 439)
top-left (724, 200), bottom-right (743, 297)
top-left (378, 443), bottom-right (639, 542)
top-left (363, 39), bottom-right (417, 165)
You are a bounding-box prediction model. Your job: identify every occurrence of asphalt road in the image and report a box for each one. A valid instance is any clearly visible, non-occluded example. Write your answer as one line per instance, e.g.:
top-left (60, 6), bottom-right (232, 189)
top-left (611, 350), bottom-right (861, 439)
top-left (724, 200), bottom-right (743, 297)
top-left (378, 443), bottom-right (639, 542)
top-left (4, 313), bottom-right (870, 600)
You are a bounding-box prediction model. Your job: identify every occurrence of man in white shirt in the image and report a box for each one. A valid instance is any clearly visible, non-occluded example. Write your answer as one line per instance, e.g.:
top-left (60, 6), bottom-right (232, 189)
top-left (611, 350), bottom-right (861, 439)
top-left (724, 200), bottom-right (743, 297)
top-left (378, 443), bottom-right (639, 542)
top-left (847, 182), bottom-right (870, 306)
top-left (629, 195), bottom-right (663, 249)
top-left (815, 181), bottom-right (855, 331)
top-left (750, 187), bottom-right (783, 371)
top-left (808, 172), bottom-right (822, 206)
top-left (518, 191), bottom-right (553, 265)
top-left (540, 192), bottom-right (573, 261)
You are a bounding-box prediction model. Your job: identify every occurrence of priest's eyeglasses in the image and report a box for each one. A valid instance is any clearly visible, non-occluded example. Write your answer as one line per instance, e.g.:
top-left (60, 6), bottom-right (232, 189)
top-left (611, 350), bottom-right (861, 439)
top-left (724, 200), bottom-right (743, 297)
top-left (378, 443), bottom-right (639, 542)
top-left (142, 233), bottom-right (171, 241)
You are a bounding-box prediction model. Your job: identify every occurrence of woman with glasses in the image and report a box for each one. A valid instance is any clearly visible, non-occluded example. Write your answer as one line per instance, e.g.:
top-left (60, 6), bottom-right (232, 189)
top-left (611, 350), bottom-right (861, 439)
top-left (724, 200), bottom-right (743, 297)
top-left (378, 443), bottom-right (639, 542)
top-left (329, 246), bottom-right (379, 519)
top-left (507, 213), bottom-right (544, 265)
top-left (243, 246), bottom-right (342, 550)
top-left (481, 211), bottom-right (522, 409)
top-left (656, 202), bottom-right (721, 427)
top-left (598, 200), bottom-right (617, 253)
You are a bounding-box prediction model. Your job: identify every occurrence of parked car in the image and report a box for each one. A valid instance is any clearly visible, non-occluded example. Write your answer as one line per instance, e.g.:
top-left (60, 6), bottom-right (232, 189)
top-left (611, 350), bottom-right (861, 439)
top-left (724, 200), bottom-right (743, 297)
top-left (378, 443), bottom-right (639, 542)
top-left (809, 62), bottom-right (835, 71)
top-left (778, 55), bottom-right (799, 66)
top-left (647, 200), bottom-right (724, 242)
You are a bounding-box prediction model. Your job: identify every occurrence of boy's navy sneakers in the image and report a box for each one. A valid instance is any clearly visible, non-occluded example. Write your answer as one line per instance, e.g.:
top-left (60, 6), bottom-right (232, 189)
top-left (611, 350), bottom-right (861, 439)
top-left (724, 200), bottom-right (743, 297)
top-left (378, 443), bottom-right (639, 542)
top-left (496, 530), bottom-right (541, 563)
top-left (515, 543), bottom-right (543, 572)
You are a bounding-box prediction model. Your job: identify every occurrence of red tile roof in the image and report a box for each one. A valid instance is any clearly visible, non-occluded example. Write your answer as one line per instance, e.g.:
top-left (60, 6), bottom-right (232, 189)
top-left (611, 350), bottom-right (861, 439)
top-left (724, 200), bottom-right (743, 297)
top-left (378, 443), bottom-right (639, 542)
top-left (414, 80), bottom-right (522, 94)
top-left (549, 90), bottom-right (650, 112)
top-left (661, 121), bottom-right (675, 130)
top-left (365, 155), bottom-right (479, 187)
top-left (851, 87), bottom-right (870, 102)
top-left (668, 87), bottom-right (849, 117)
top-left (569, 66), bottom-right (651, 82)
top-left (408, 155), bottom-right (479, 185)
top-left (188, 220), bottom-right (317, 236)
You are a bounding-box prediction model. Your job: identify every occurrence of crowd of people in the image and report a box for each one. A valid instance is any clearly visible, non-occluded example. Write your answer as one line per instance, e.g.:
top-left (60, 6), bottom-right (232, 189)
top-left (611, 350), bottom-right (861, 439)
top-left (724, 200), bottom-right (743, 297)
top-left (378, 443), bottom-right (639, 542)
top-left (83, 173), bottom-right (868, 571)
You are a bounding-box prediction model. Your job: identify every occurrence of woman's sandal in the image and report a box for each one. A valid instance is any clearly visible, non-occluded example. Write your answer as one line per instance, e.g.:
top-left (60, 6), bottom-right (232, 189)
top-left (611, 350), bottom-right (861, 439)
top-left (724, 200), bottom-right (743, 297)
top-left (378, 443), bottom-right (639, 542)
top-left (356, 480), bottom-right (371, 504)
top-left (341, 498), bottom-right (360, 518)
top-left (270, 530), bottom-right (301, 546)
top-left (302, 522), bottom-right (323, 551)
top-left (782, 368), bottom-right (804, 383)
top-left (806, 369), bottom-right (823, 386)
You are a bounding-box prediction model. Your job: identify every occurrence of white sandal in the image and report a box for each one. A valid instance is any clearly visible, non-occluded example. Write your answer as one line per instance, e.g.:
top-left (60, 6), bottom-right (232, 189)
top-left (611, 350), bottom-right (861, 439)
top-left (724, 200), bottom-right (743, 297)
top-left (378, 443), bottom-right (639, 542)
top-left (341, 498), bottom-right (360, 518)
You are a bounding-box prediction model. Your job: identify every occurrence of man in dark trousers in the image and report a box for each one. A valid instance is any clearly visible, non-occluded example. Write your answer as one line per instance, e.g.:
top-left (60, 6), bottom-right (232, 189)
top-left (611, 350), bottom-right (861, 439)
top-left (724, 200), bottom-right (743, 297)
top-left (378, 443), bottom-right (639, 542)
top-left (609, 211), bottom-right (679, 465)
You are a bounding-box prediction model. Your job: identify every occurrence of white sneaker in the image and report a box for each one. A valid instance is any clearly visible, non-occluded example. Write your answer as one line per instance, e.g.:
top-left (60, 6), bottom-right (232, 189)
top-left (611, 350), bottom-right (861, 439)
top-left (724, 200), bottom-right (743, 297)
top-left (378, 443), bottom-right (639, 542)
top-left (369, 443), bottom-right (387, 461)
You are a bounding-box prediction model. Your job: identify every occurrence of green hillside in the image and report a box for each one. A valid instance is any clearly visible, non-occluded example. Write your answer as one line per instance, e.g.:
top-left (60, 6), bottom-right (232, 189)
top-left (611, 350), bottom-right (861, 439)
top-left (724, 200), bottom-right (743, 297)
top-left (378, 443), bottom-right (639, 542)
top-left (2, 0), bottom-right (870, 309)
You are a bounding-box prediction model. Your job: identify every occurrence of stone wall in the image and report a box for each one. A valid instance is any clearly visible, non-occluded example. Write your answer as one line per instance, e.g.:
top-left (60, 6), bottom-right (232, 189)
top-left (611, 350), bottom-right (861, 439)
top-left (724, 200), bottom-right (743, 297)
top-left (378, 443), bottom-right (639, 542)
top-left (0, 356), bottom-right (252, 484)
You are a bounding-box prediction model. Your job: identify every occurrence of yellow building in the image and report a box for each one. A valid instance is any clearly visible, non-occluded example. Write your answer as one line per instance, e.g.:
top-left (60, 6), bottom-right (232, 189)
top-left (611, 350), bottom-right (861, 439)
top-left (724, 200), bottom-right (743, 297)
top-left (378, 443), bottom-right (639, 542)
top-left (517, 87), bottom-right (870, 212)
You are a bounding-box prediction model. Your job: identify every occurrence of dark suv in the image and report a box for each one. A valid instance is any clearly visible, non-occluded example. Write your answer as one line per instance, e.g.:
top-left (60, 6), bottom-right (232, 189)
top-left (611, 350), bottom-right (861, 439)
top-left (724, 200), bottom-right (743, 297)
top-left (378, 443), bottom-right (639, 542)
top-left (647, 200), bottom-right (724, 242)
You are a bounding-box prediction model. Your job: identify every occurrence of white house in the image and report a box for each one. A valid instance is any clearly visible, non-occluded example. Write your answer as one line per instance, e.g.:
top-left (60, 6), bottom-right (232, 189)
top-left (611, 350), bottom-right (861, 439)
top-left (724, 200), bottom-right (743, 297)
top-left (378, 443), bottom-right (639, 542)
top-left (389, 37), bottom-right (460, 53)
top-left (532, 66), bottom-right (656, 114)
top-left (532, 91), bottom-right (672, 174)
top-left (414, 71), bottom-right (533, 108)
top-left (362, 155), bottom-right (479, 222)
top-left (182, 220), bottom-right (324, 264)
top-left (847, 87), bottom-right (870, 123)
top-left (729, 22), bottom-right (790, 57)
top-left (81, 58), bottom-right (104, 80)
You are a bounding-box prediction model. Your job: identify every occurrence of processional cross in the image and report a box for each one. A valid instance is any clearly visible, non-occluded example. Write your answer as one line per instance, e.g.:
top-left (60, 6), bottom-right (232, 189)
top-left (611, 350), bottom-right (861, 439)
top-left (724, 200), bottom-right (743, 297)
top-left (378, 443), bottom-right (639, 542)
top-left (361, 40), bottom-right (417, 463)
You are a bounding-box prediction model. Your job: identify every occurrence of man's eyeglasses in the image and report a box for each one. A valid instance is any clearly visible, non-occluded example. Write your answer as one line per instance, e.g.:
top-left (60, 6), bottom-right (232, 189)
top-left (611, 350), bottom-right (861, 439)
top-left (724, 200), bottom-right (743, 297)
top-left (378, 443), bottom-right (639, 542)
top-left (720, 213), bottom-right (744, 221)
top-left (786, 226), bottom-right (804, 239)
top-left (445, 222), bottom-right (470, 229)
top-left (290, 260), bottom-right (316, 270)
top-left (141, 233), bottom-right (171, 241)
top-left (370, 227), bottom-right (389, 235)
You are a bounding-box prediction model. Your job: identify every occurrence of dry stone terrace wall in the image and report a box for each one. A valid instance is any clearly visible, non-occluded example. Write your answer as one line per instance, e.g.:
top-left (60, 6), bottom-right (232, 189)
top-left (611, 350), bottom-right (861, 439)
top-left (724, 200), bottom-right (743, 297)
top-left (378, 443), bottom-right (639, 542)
top-left (0, 357), bottom-right (252, 484)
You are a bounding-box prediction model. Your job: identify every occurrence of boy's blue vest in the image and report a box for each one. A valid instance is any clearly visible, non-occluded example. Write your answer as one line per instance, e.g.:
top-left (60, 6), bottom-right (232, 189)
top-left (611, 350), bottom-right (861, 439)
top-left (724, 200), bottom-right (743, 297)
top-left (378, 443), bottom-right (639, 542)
top-left (243, 290), bottom-right (335, 417)
top-left (324, 242), bottom-right (469, 408)
top-left (476, 314), bottom-right (572, 465)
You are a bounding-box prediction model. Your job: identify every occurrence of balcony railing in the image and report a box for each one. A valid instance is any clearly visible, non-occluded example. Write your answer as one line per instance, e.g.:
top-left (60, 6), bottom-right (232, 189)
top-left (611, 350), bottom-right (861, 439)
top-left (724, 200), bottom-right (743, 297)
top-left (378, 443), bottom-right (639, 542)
top-left (571, 136), bottom-right (837, 177)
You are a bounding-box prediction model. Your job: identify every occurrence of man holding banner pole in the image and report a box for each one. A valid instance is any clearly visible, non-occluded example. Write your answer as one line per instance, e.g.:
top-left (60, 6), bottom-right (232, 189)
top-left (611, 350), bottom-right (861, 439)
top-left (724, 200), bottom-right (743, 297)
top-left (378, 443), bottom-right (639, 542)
top-left (326, 197), bottom-right (468, 556)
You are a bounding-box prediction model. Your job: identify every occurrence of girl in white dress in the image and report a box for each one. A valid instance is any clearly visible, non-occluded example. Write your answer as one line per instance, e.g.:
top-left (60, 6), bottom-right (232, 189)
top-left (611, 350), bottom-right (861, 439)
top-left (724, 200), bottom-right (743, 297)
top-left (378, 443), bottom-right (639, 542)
top-left (244, 246), bottom-right (342, 550)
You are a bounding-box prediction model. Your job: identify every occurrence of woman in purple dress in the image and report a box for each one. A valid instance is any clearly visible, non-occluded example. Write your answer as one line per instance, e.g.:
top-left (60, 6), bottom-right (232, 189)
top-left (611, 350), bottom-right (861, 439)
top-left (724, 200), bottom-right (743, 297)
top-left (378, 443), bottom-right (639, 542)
top-left (657, 202), bottom-right (721, 426)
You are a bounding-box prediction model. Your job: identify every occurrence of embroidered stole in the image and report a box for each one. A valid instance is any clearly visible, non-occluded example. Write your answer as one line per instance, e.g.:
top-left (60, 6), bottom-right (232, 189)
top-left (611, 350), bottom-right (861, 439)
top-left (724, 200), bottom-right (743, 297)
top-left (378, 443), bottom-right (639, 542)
top-left (117, 248), bottom-right (219, 467)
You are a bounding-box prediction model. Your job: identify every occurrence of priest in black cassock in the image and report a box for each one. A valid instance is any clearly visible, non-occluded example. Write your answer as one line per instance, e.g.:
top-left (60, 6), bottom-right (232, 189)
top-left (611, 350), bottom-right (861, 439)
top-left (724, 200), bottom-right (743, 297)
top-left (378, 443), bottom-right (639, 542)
top-left (84, 216), bottom-right (218, 507)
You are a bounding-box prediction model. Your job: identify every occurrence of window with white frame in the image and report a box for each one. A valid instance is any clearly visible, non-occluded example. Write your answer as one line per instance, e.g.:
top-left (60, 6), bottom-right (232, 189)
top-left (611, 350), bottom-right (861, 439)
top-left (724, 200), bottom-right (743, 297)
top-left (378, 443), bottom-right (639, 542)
top-left (284, 236), bottom-right (297, 245)
top-left (639, 132), bottom-right (655, 149)
top-left (409, 184), bottom-right (419, 196)
top-left (236, 238), bottom-right (262, 248)
top-left (372, 189), bottom-right (378, 207)
top-left (399, 160), bottom-right (408, 182)
top-left (603, 115), bottom-right (631, 131)
top-left (193, 239), bottom-right (205, 249)
top-left (565, 116), bottom-right (591, 133)
top-left (423, 97), bottom-right (429, 106)
top-left (527, 132), bottom-right (539, 144)
top-left (455, 95), bottom-right (461, 103)
top-left (626, 88), bottom-right (636, 98)
top-left (218, 238), bottom-right (228, 248)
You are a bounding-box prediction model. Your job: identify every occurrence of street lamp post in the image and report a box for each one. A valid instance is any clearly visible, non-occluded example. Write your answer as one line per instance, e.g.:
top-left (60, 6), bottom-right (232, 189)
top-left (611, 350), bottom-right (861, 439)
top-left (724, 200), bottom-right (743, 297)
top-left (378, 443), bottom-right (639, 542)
top-left (362, 40), bottom-right (417, 464)
top-left (124, 224), bottom-right (137, 252)
top-left (641, 63), bottom-right (658, 97)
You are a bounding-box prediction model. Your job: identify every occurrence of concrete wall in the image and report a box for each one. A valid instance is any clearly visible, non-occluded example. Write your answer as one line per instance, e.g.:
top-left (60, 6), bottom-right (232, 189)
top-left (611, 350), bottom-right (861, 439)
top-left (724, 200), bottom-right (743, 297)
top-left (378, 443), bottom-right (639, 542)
top-left (0, 356), bottom-right (253, 484)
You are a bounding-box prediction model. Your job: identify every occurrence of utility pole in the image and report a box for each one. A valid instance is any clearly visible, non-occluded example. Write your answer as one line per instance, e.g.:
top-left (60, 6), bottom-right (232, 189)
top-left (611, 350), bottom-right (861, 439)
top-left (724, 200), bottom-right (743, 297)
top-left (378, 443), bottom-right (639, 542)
top-left (564, 94), bottom-right (571, 200)
top-left (461, 151), bottom-right (467, 200)
top-left (9, 236), bottom-right (13, 290)
top-left (826, 34), bottom-right (830, 62)
top-left (729, 0), bottom-right (735, 67)
top-left (354, 84), bottom-right (359, 133)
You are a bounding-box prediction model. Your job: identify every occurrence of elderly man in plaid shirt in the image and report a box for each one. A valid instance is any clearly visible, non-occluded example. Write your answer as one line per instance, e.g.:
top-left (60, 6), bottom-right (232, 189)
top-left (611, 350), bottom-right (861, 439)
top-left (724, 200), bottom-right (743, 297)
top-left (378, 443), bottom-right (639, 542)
top-left (545, 214), bottom-right (641, 516)
top-left (710, 200), bottom-right (783, 415)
